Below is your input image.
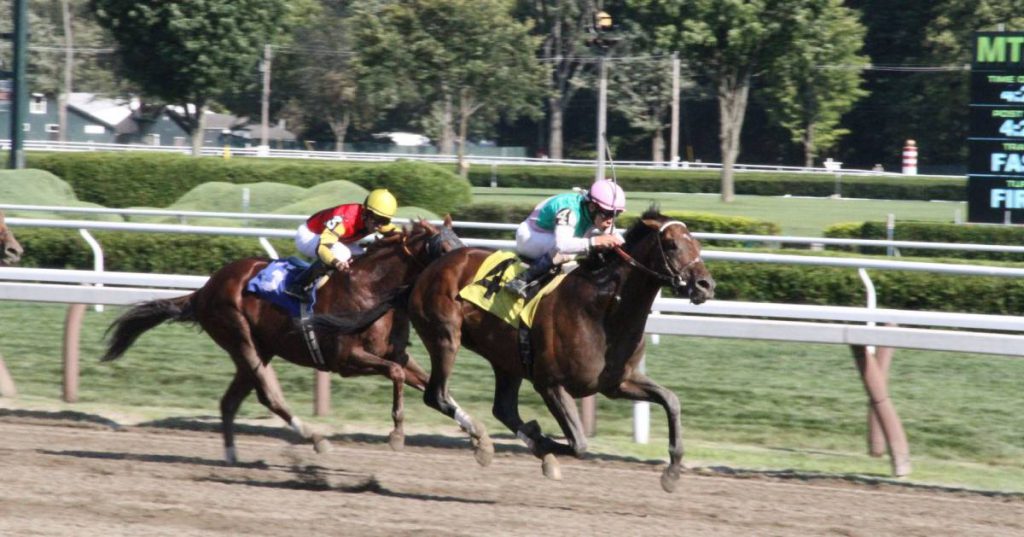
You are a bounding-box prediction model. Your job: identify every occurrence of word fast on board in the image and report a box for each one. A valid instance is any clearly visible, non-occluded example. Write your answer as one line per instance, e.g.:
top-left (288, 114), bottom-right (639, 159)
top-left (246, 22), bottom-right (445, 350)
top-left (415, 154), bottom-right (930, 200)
top-left (969, 32), bottom-right (1024, 223)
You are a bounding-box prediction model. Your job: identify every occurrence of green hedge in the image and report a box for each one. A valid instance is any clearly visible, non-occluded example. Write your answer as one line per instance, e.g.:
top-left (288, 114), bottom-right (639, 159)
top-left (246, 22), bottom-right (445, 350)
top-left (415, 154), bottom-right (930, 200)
top-left (16, 229), bottom-right (295, 275)
top-left (450, 203), bottom-right (781, 244)
top-left (17, 228), bottom-right (1023, 314)
top-left (708, 249), bottom-right (1024, 315)
top-left (469, 164), bottom-right (965, 201)
top-left (823, 221), bottom-right (1024, 261)
top-left (26, 152), bottom-right (471, 215)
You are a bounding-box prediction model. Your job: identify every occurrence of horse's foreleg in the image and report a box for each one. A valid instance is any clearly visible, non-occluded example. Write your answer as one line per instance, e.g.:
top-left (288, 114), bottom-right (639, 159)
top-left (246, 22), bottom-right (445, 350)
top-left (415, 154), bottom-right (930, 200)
top-left (420, 324), bottom-right (493, 466)
top-left (533, 385), bottom-right (589, 481)
top-left (250, 359), bottom-right (331, 456)
top-left (347, 348), bottom-right (408, 450)
top-left (220, 371), bottom-right (256, 464)
top-left (604, 372), bottom-right (683, 493)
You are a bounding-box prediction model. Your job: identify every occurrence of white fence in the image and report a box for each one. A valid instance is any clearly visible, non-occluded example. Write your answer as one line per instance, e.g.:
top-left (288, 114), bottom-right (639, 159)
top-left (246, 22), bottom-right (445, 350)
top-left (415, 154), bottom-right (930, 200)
top-left (0, 139), bottom-right (964, 178)
top-left (2, 211), bottom-right (1022, 477)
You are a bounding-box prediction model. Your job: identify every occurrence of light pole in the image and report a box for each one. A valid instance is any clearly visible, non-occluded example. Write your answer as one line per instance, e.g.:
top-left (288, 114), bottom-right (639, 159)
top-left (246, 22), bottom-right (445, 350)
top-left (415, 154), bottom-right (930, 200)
top-left (589, 10), bottom-right (619, 181)
top-left (6, 0), bottom-right (28, 169)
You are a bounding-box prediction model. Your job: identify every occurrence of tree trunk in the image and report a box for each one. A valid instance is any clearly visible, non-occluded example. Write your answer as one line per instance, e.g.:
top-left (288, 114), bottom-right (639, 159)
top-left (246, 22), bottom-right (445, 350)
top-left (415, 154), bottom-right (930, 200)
top-left (457, 95), bottom-right (471, 178)
top-left (803, 123), bottom-right (815, 168)
top-left (438, 94), bottom-right (455, 155)
top-left (59, 0), bottom-right (73, 142)
top-left (717, 72), bottom-right (751, 203)
top-left (548, 95), bottom-right (563, 159)
top-left (652, 126), bottom-right (665, 163)
top-left (190, 104), bottom-right (207, 157)
top-left (330, 112), bottom-right (351, 152)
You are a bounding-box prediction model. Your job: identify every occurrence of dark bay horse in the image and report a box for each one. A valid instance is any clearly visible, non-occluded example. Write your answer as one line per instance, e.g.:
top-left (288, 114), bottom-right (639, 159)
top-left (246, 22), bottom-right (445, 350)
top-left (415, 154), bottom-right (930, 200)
top-left (408, 208), bottom-right (715, 492)
top-left (103, 219), bottom-right (463, 463)
top-left (0, 212), bottom-right (23, 266)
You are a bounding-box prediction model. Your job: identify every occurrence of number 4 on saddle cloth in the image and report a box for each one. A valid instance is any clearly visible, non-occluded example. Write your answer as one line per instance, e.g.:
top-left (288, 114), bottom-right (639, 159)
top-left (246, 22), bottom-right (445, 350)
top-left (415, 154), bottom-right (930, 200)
top-left (458, 251), bottom-right (567, 330)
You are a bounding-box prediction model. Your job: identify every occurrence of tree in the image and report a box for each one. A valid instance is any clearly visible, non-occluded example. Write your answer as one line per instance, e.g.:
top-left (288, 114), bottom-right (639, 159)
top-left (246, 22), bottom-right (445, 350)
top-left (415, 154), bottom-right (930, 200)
top-left (760, 0), bottom-right (868, 167)
top-left (632, 0), bottom-right (818, 202)
top-left (515, 0), bottom-right (591, 159)
top-left (90, 0), bottom-right (297, 155)
top-left (352, 0), bottom-right (548, 175)
top-left (607, 55), bottom-right (677, 162)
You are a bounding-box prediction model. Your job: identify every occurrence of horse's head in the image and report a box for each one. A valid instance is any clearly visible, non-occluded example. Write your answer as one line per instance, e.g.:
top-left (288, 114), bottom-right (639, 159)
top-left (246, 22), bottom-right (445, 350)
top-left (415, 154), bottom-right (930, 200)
top-left (622, 208), bottom-right (715, 304)
top-left (0, 212), bottom-right (23, 267)
top-left (368, 215), bottom-right (464, 271)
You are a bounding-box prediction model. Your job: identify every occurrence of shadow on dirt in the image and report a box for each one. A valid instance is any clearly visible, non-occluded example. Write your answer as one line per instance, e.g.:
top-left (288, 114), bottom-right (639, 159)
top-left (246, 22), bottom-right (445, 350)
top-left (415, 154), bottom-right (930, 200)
top-left (0, 408), bottom-right (123, 430)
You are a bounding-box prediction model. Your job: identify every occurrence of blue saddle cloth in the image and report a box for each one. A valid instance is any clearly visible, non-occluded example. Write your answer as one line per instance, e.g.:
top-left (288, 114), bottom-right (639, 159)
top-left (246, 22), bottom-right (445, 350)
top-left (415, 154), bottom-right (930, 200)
top-left (245, 257), bottom-right (316, 318)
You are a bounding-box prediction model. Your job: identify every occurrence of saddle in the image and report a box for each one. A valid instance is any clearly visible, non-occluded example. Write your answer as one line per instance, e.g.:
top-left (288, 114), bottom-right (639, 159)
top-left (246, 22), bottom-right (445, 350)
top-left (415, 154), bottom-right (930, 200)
top-left (245, 258), bottom-right (329, 371)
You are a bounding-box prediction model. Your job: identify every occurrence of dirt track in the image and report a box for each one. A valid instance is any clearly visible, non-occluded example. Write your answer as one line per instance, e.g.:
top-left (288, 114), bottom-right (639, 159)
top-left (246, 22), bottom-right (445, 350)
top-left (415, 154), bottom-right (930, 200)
top-left (0, 414), bottom-right (1021, 537)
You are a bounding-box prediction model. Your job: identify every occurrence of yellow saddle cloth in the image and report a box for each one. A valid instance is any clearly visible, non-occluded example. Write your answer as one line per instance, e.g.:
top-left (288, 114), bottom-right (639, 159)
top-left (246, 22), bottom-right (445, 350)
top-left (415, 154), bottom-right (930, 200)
top-left (458, 251), bottom-right (566, 329)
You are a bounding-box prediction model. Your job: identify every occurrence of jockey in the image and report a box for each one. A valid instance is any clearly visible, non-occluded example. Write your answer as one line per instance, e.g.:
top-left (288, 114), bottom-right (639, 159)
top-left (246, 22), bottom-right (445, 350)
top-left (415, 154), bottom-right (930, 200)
top-left (504, 179), bottom-right (626, 298)
top-left (284, 188), bottom-right (398, 300)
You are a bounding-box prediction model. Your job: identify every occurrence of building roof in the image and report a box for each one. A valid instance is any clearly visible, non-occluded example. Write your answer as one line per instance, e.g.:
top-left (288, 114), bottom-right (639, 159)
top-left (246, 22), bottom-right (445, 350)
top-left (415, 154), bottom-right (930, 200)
top-left (67, 93), bottom-right (134, 127)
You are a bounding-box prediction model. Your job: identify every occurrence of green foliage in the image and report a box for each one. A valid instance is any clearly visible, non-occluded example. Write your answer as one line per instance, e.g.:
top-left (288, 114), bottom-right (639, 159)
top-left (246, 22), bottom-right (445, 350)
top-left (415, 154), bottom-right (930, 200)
top-left (26, 152), bottom-right (472, 215)
top-left (760, 0), bottom-right (869, 166)
top-left (467, 164), bottom-right (965, 200)
top-left (824, 220), bottom-right (1024, 261)
top-left (90, 0), bottom-right (297, 142)
top-left (15, 228), bottom-right (294, 273)
top-left (708, 249), bottom-right (1024, 314)
top-left (450, 202), bottom-right (536, 238)
top-left (352, 0), bottom-right (547, 152)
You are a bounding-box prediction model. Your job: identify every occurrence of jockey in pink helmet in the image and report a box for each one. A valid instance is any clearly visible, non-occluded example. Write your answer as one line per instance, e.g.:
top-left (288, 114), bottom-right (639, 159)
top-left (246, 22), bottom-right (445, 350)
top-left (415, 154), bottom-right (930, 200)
top-left (504, 179), bottom-right (626, 297)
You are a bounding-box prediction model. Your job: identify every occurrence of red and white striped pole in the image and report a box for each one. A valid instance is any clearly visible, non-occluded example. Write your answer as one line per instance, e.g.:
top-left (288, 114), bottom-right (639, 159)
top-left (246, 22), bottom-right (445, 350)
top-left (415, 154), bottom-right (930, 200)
top-left (901, 139), bottom-right (918, 175)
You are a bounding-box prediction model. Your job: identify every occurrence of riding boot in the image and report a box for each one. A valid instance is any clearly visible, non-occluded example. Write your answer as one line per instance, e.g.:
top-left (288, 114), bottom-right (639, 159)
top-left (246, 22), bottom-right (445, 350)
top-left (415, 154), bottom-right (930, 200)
top-left (284, 260), bottom-right (331, 301)
top-left (504, 253), bottom-right (556, 298)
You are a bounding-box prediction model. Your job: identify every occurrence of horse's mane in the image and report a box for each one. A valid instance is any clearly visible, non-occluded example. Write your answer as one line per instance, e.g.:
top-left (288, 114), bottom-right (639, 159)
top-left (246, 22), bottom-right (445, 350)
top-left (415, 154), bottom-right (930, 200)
top-left (576, 204), bottom-right (665, 283)
top-left (360, 219), bottom-right (437, 257)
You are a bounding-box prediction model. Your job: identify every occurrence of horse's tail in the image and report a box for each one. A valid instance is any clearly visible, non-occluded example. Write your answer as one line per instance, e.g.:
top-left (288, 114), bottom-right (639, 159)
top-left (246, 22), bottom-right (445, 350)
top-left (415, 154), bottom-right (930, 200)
top-left (101, 293), bottom-right (197, 362)
top-left (310, 285), bottom-right (410, 337)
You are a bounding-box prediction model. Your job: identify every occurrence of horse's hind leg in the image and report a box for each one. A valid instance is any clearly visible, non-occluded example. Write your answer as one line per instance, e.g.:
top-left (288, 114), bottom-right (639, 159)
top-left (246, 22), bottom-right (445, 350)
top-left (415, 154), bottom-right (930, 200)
top-left (220, 371), bottom-right (256, 464)
top-left (249, 360), bottom-right (331, 456)
top-left (603, 372), bottom-right (683, 493)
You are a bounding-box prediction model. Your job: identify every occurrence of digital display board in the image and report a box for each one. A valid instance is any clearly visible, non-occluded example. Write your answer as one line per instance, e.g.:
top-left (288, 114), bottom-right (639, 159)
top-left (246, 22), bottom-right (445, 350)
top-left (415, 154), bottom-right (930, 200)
top-left (969, 32), bottom-right (1024, 223)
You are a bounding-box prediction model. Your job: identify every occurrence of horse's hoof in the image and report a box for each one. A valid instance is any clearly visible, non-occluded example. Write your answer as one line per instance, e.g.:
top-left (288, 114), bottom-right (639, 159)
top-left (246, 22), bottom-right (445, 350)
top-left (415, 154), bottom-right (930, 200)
top-left (313, 435), bottom-right (333, 455)
top-left (660, 464), bottom-right (681, 493)
top-left (892, 457), bottom-right (912, 478)
top-left (388, 430), bottom-right (406, 451)
top-left (471, 433), bottom-right (494, 467)
top-left (541, 453), bottom-right (561, 481)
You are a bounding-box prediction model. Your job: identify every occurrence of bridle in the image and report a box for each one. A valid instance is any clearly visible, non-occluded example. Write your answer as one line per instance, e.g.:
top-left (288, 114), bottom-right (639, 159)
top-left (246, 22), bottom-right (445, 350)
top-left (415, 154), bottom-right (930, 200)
top-left (612, 220), bottom-right (701, 290)
top-left (398, 225), bottom-right (464, 268)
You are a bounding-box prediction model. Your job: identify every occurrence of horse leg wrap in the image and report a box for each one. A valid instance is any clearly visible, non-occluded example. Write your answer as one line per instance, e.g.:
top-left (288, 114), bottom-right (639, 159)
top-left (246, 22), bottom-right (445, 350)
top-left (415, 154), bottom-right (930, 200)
top-left (454, 407), bottom-right (475, 435)
top-left (289, 416), bottom-right (306, 436)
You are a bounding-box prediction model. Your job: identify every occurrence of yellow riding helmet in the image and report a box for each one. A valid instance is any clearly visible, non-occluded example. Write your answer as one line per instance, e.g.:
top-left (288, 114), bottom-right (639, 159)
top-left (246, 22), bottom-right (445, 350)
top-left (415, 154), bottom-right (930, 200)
top-left (364, 188), bottom-right (398, 233)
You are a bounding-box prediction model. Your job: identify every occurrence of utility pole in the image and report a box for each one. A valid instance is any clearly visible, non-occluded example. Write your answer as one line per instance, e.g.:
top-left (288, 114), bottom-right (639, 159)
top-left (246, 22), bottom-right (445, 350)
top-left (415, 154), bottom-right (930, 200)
top-left (59, 0), bottom-right (74, 143)
top-left (7, 0), bottom-right (28, 168)
top-left (589, 9), bottom-right (618, 182)
top-left (596, 55), bottom-right (607, 181)
top-left (670, 53), bottom-right (680, 167)
top-left (259, 44), bottom-right (272, 153)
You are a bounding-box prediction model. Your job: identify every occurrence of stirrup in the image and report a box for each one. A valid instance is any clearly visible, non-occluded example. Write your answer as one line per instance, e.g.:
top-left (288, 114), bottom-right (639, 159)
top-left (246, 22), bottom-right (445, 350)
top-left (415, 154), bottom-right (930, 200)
top-left (504, 278), bottom-right (531, 298)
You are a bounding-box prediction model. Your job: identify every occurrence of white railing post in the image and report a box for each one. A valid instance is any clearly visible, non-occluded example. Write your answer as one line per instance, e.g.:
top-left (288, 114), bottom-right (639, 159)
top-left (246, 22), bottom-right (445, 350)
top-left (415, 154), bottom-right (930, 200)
top-left (78, 229), bottom-right (104, 313)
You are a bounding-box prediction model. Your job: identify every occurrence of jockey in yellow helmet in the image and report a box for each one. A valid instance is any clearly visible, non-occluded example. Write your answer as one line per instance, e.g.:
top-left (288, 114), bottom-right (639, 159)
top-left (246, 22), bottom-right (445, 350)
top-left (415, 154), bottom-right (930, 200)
top-left (284, 188), bottom-right (398, 300)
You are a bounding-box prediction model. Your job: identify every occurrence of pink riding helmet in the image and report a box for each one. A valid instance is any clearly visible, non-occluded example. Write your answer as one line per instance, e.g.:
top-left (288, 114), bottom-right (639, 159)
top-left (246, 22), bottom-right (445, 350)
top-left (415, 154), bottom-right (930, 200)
top-left (588, 179), bottom-right (626, 213)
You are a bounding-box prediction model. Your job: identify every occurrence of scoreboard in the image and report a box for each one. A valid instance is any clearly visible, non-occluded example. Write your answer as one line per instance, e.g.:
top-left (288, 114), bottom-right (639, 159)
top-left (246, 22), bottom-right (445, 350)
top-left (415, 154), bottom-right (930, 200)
top-left (969, 32), bottom-right (1024, 223)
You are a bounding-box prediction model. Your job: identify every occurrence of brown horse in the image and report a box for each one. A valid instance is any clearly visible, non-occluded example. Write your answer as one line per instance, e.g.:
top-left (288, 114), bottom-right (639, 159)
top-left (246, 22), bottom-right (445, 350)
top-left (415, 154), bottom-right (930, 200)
top-left (103, 219), bottom-right (463, 463)
top-left (0, 212), bottom-right (23, 266)
top-left (407, 208), bottom-right (714, 492)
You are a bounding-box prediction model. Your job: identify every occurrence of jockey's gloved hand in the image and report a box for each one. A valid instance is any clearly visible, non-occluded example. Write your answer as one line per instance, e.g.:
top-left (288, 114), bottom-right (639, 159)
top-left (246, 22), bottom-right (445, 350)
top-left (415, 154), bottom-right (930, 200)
top-left (591, 234), bottom-right (624, 250)
top-left (331, 259), bottom-right (350, 271)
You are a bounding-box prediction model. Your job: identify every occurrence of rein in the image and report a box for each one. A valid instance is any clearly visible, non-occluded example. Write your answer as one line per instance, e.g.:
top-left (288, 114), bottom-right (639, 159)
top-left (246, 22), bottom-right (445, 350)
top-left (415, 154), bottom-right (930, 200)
top-left (611, 221), bottom-right (701, 286)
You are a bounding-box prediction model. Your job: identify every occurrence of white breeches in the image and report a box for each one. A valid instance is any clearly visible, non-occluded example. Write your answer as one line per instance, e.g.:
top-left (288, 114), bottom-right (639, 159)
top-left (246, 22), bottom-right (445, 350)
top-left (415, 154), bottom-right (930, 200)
top-left (514, 222), bottom-right (574, 264)
top-left (294, 224), bottom-right (363, 262)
